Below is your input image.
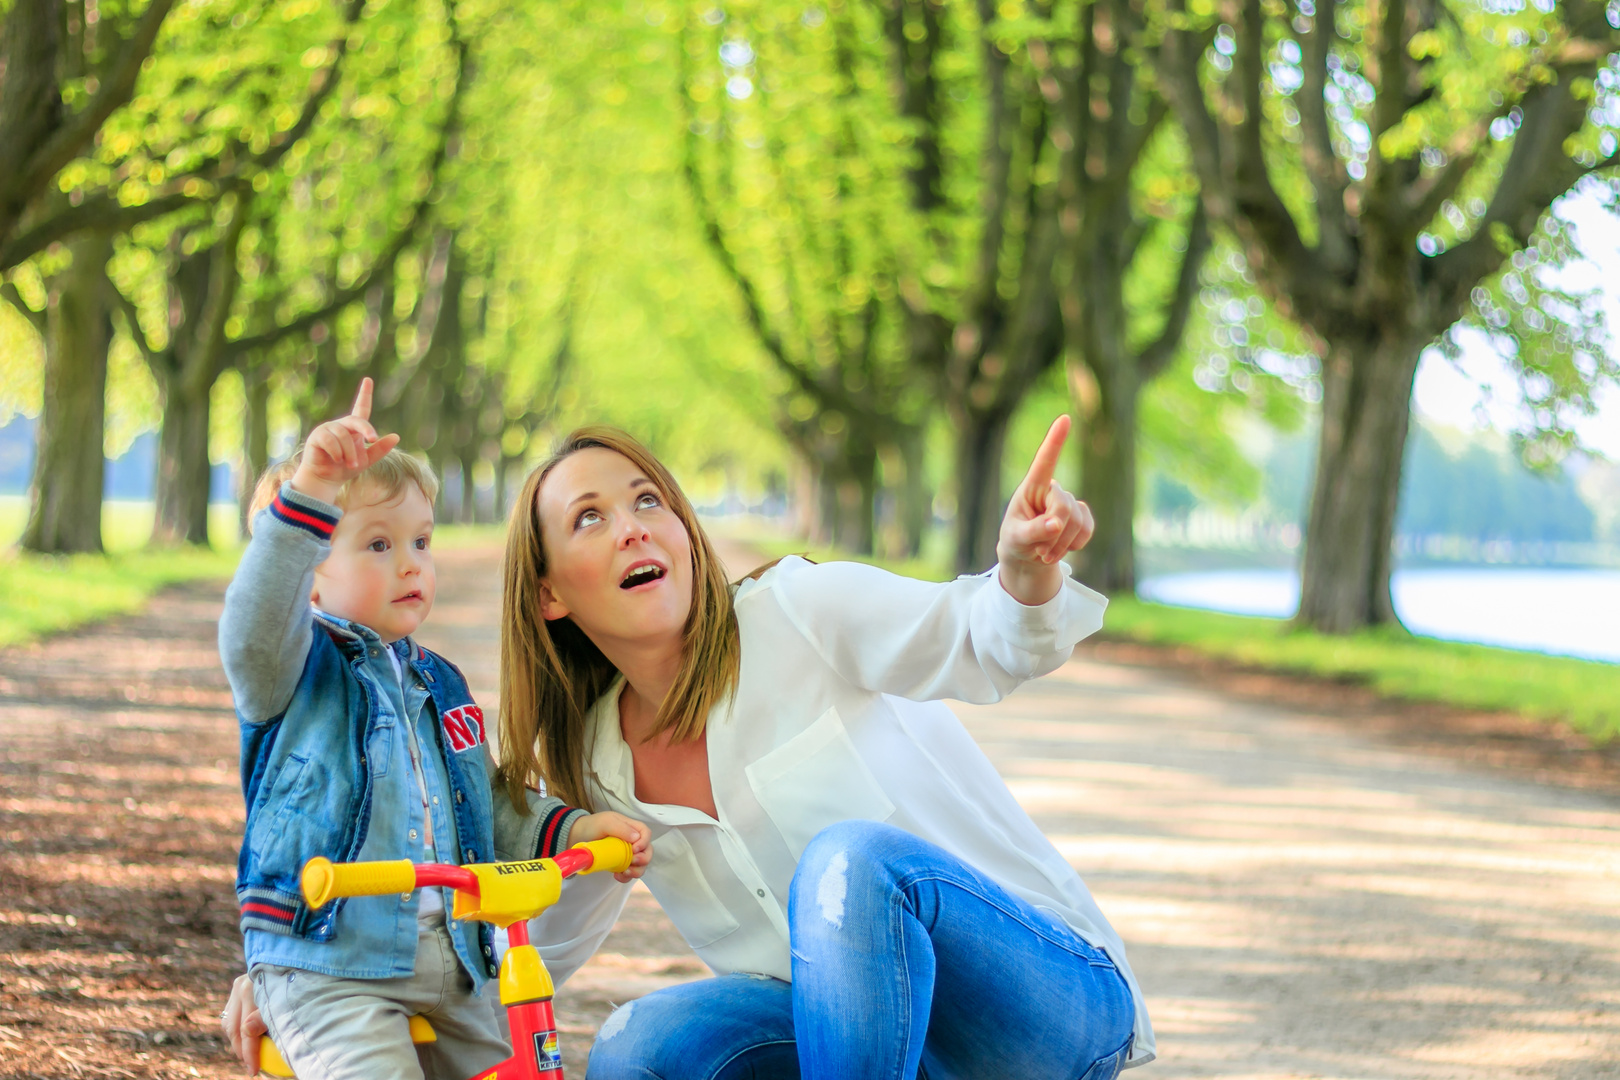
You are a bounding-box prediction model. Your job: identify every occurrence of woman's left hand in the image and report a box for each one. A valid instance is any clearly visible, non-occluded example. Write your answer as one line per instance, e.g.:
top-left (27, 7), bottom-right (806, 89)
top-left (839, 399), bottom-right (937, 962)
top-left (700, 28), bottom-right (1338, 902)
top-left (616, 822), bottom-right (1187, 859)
top-left (996, 415), bottom-right (1094, 606)
top-left (222, 973), bottom-right (265, 1075)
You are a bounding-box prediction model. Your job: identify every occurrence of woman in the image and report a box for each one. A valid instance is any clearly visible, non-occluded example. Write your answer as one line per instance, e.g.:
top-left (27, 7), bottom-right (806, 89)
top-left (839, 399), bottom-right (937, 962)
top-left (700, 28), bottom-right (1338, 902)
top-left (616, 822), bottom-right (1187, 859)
top-left (229, 416), bottom-right (1153, 1079)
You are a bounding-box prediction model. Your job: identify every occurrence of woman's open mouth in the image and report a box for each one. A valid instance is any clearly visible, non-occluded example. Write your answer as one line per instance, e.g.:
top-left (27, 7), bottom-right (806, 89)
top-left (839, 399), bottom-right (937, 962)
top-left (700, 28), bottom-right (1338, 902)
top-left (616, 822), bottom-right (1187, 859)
top-left (620, 561), bottom-right (668, 590)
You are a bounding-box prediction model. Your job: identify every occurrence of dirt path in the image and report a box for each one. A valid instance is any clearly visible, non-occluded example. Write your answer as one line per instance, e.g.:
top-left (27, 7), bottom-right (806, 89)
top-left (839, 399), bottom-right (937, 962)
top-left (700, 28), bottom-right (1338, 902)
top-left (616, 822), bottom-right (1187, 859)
top-left (3, 543), bottom-right (1617, 1078)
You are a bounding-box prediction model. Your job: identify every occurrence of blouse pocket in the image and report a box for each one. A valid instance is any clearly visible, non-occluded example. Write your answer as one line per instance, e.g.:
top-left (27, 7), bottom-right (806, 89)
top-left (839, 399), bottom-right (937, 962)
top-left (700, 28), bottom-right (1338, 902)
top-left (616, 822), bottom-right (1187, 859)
top-left (643, 827), bottom-right (741, 950)
top-left (745, 706), bottom-right (897, 859)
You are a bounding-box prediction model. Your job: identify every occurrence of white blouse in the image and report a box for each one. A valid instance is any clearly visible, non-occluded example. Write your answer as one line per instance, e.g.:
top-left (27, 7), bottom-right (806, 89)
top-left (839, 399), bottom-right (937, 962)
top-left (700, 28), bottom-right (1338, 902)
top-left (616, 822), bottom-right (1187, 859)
top-left (530, 556), bottom-right (1155, 1066)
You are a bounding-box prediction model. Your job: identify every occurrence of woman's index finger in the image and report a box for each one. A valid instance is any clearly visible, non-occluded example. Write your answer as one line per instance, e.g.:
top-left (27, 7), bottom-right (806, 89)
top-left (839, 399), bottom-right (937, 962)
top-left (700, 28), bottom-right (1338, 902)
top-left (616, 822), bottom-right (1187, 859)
top-left (1021, 415), bottom-right (1071, 496)
top-left (350, 376), bottom-right (374, 421)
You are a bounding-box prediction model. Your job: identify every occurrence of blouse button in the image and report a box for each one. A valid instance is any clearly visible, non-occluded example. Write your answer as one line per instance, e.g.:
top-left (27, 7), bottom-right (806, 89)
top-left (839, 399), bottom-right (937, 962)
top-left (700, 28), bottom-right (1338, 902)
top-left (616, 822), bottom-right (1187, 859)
top-left (756, 888), bottom-right (766, 898)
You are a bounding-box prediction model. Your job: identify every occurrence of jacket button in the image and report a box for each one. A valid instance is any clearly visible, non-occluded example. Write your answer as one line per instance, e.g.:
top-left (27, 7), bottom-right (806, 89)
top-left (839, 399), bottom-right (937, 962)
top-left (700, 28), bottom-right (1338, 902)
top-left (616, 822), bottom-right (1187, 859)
top-left (370, 648), bottom-right (381, 657)
top-left (465, 849), bottom-right (475, 861)
top-left (488, 963), bottom-right (498, 976)
top-left (455, 791), bottom-right (464, 804)
top-left (409, 830), bottom-right (418, 841)
top-left (423, 671), bottom-right (434, 683)
top-left (483, 944), bottom-right (493, 956)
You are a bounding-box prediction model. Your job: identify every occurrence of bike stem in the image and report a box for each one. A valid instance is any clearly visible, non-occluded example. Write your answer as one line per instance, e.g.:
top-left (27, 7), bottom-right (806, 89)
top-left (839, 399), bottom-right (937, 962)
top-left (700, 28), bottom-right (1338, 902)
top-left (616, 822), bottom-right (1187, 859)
top-left (475, 848), bottom-right (604, 1078)
top-left (486, 918), bottom-right (564, 1078)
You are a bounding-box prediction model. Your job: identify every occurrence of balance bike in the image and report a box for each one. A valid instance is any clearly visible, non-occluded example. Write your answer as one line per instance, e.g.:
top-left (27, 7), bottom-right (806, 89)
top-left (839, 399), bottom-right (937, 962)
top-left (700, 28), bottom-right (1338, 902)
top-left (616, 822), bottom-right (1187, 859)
top-left (257, 837), bottom-right (634, 1079)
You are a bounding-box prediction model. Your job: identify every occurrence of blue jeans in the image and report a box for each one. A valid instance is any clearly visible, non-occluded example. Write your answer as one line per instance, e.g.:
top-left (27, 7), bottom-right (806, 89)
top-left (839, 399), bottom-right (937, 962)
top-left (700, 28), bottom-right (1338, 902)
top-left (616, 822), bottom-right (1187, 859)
top-left (587, 820), bottom-right (1135, 1080)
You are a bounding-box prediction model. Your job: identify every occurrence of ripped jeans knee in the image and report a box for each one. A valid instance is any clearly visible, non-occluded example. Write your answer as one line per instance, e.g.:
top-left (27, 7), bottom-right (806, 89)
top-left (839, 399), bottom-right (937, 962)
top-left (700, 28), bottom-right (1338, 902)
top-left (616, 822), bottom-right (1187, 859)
top-left (583, 975), bottom-right (795, 1080)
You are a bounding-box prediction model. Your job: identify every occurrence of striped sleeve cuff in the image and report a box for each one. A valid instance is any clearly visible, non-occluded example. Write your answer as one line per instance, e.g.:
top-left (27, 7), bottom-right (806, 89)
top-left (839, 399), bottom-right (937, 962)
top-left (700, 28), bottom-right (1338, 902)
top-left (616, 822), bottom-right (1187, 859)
top-left (270, 482), bottom-right (342, 541)
top-left (535, 804), bottom-right (588, 859)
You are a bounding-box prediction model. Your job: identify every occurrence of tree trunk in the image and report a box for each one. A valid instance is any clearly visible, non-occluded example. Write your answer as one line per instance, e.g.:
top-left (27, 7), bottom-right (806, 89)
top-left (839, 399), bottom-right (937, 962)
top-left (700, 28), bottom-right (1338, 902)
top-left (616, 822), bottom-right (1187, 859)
top-left (239, 361), bottom-right (271, 529)
top-left (1071, 366), bottom-right (1138, 594)
top-left (836, 444), bottom-right (878, 555)
top-left (1295, 337), bottom-right (1423, 632)
top-left (897, 432), bottom-right (929, 559)
top-left (950, 404), bottom-right (1014, 574)
top-left (428, 442), bottom-right (455, 521)
top-left (21, 231), bottom-right (112, 554)
top-left (495, 455), bottom-right (512, 522)
top-left (814, 462), bottom-right (841, 547)
top-left (497, 452), bottom-right (528, 522)
top-left (457, 450), bottom-right (478, 524)
top-left (152, 369), bottom-right (214, 546)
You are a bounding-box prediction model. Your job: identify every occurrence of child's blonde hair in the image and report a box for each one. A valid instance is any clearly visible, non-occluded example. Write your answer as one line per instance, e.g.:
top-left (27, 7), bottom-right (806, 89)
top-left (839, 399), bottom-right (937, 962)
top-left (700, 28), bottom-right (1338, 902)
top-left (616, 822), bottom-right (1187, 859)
top-left (247, 448), bottom-right (440, 532)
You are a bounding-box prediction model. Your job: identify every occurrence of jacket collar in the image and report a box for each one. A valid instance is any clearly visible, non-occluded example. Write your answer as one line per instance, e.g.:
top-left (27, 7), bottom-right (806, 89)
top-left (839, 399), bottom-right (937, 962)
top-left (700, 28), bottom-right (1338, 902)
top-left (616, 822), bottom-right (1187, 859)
top-left (311, 607), bottom-right (426, 662)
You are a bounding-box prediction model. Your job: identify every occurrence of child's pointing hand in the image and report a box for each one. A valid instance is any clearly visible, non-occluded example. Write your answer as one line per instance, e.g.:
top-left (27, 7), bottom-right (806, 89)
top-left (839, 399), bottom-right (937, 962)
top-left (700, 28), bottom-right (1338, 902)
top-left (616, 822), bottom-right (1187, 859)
top-left (290, 378), bottom-right (400, 504)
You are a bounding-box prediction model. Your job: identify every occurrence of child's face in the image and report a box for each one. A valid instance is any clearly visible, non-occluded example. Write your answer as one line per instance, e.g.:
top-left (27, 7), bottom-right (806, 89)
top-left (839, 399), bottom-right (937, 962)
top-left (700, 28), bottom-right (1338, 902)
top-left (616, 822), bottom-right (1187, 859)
top-left (312, 483), bottom-right (436, 643)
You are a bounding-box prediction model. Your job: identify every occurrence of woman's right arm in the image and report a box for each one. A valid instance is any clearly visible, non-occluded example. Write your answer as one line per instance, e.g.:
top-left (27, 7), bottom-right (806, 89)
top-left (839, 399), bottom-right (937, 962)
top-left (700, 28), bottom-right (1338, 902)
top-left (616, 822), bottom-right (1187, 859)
top-left (530, 871), bottom-right (634, 986)
top-left (764, 417), bottom-right (1103, 704)
top-left (766, 555), bottom-right (1106, 705)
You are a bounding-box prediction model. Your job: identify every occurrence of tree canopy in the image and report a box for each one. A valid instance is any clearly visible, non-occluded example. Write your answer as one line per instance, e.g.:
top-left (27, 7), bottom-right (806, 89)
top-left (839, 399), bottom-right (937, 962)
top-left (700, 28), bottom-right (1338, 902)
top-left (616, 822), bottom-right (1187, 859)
top-left (2, 0), bottom-right (1616, 625)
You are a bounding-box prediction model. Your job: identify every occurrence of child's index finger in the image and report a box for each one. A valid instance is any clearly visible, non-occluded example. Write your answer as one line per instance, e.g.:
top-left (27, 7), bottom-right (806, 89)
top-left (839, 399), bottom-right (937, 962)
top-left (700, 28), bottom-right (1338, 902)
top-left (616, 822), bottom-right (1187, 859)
top-left (350, 377), bottom-right (375, 421)
top-left (1020, 415), bottom-right (1070, 498)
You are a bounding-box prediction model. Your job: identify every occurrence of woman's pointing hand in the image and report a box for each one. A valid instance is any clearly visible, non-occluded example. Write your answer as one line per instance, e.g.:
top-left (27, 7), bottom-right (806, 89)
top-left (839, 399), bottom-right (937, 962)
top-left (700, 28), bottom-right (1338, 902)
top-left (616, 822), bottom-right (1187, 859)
top-left (995, 415), bottom-right (1094, 606)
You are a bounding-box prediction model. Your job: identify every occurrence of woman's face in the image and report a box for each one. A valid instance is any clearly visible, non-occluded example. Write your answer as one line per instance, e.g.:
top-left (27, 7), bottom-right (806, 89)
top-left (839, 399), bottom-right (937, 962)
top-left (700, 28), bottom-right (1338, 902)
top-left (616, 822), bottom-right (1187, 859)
top-left (535, 447), bottom-right (695, 649)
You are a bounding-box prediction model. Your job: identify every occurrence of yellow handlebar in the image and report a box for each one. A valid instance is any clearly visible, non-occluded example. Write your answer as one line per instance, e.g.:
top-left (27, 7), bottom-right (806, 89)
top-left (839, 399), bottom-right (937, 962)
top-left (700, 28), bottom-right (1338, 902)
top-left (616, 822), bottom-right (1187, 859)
top-left (301, 840), bottom-right (633, 922)
top-left (571, 837), bottom-right (634, 875)
top-left (302, 857), bottom-right (416, 908)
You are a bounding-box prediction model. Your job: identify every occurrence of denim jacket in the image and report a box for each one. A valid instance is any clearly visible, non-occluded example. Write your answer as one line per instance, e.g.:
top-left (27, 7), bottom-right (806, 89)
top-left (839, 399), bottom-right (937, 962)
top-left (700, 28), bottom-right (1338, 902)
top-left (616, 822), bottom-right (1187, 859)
top-left (219, 482), bottom-right (584, 987)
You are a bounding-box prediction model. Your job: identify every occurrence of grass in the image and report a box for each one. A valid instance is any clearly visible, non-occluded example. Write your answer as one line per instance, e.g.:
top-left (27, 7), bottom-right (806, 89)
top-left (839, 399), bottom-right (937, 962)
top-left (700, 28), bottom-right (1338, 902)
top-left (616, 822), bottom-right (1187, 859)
top-left (735, 531), bottom-right (1620, 745)
top-left (432, 523), bottom-right (509, 550)
top-left (1102, 596), bottom-right (1620, 745)
top-left (0, 495), bottom-right (246, 648)
top-left (0, 545), bottom-right (244, 648)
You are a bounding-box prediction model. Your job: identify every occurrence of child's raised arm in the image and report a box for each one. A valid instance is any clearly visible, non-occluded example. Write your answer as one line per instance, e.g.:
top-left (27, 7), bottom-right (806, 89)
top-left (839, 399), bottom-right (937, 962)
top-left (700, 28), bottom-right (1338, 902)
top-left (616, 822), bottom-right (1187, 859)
top-left (218, 380), bottom-right (397, 724)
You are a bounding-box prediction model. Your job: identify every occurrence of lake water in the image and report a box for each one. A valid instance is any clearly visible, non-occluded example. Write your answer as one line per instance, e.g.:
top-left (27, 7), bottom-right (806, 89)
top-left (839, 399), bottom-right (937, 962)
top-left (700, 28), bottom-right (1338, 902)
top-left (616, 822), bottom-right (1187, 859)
top-left (1136, 567), bottom-right (1620, 663)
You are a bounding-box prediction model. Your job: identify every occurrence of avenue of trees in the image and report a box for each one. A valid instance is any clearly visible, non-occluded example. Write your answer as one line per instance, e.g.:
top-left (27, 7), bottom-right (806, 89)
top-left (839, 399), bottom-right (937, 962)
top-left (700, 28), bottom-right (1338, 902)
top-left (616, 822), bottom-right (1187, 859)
top-left (3, 0), bottom-right (1619, 633)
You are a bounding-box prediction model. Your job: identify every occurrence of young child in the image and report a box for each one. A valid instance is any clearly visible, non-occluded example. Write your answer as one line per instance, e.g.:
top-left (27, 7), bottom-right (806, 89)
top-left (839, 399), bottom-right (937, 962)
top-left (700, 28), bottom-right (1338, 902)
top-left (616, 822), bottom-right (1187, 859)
top-left (220, 380), bottom-right (649, 1079)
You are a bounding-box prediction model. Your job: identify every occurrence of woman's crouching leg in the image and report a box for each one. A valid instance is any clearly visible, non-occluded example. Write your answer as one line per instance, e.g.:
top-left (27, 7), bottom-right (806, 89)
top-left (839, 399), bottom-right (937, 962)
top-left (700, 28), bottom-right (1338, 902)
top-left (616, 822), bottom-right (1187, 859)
top-left (787, 819), bottom-right (1135, 1080)
top-left (585, 973), bottom-right (798, 1080)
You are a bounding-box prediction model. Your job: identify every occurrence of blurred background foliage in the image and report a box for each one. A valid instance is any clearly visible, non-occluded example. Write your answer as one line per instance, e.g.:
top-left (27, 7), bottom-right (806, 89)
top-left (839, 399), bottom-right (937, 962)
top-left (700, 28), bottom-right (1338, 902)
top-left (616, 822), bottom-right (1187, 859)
top-left (3, 0), bottom-right (1619, 637)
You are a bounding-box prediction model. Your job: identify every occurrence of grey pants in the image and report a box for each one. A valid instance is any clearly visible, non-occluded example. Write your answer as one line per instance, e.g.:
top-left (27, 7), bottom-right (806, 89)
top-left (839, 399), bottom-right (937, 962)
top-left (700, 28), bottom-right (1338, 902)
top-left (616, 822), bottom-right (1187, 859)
top-left (252, 921), bottom-right (508, 1080)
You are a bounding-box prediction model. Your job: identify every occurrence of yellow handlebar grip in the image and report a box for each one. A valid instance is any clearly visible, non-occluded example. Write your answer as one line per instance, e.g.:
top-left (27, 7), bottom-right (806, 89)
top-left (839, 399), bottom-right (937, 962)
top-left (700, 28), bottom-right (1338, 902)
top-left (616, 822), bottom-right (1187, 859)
top-left (302, 857), bottom-right (417, 908)
top-left (571, 837), bottom-right (634, 875)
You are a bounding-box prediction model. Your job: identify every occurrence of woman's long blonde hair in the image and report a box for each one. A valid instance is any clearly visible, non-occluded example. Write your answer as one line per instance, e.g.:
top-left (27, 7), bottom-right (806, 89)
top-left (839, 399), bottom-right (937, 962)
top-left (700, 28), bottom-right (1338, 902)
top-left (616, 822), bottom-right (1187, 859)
top-left (496, 426), bottom-right (739, 812)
